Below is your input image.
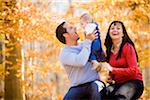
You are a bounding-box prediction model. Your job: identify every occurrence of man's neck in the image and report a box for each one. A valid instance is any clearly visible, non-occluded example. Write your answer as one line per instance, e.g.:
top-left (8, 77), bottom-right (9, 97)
top-left (66, 41), bottom-right (78, 46)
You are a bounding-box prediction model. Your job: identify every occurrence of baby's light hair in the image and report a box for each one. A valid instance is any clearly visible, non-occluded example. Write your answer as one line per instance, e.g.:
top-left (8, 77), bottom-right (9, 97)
top-left (80, 13), bottom-right (92, 23)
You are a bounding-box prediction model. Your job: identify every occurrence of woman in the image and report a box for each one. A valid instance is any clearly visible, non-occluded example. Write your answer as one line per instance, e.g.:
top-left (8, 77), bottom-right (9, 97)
top-left (102, 21), bottom-right (144, 100)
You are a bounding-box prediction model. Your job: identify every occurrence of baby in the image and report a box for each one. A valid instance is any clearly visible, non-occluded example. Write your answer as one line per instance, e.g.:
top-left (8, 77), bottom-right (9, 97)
top-left (80, 13), bottom-right (105, 71)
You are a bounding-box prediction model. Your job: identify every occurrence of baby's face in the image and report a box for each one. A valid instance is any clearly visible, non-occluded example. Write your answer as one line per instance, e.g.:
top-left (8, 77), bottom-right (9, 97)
top-left (80, 14), bottom-right (92, 28)
top-left (80, 18), bottom-right (88, 28)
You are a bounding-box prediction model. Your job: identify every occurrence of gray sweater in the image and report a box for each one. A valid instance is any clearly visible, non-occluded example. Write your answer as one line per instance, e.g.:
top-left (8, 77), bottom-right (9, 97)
top-left (60, 39), bottom-right (100, 87)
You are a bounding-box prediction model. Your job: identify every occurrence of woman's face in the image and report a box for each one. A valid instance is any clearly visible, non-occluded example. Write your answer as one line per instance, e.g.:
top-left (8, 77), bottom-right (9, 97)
top-left (109, 23), bottom-right (124, 40)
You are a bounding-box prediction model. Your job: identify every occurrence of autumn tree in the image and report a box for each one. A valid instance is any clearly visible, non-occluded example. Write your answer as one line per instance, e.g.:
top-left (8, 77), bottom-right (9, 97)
top-left (0, 0), bottom-right (23, 99)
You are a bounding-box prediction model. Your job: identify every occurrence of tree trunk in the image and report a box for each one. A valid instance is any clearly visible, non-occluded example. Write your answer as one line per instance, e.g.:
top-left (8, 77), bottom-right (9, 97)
top-left (0, 34), bottom-right (4, 99)
top-left (4, 35), bottom-right (23, 100)
top-left (1, 0), bottom-right (23, 100)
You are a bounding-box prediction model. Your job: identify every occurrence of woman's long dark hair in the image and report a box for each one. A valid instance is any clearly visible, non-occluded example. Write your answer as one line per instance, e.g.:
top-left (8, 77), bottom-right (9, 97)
top-left (104, 21), bottom-right (138, 62)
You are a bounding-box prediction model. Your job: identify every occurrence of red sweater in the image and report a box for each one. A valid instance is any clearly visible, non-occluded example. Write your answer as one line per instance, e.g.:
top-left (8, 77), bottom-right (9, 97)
top-left (109, 43), bottom-right (143, 84)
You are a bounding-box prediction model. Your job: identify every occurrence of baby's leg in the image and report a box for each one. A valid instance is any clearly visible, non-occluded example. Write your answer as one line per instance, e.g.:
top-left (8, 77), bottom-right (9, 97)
top-left (90, 34), bottom-right (103, 62)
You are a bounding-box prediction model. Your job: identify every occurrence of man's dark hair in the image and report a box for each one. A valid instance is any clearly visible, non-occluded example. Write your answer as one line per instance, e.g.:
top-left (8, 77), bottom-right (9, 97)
top-left (56, 22), bottom-right (67, 44)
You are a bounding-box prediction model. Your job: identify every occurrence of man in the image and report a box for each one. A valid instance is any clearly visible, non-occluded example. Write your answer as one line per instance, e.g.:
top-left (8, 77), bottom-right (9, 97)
top-left (56, 22), bottom-right (105, 100)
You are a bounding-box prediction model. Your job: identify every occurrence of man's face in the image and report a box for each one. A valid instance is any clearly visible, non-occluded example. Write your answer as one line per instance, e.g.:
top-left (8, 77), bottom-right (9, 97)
top-left (63, 23), bottom-right (79, 41)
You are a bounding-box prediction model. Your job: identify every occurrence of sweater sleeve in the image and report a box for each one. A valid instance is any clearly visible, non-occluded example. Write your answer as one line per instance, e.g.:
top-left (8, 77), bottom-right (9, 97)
top-left (111, 43), bottom-right (138, 78)
top-left (60, 39), bottom-right (92, 67)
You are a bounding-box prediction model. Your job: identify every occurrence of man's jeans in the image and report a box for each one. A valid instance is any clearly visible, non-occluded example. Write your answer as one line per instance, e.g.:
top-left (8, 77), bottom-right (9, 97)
top-left (63, 80), bottom-right (105, 100)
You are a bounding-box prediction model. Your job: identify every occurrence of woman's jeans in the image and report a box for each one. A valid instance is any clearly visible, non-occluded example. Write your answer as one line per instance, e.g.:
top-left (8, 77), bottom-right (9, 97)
top-left (63, 80), bottom-right (105, 100)
top-left (103, 80), bottom-right (144, 100)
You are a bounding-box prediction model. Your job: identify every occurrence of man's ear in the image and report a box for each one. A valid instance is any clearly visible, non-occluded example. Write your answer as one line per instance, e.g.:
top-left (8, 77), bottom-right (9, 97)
top-left (63, 33), bottom-right (69, 37)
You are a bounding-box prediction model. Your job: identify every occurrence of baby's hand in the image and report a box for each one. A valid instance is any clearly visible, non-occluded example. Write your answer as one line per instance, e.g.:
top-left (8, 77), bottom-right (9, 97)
top-left (85, 30), bottom-right (98, 41)
top-left (85, 23), bottom-right (97, 35)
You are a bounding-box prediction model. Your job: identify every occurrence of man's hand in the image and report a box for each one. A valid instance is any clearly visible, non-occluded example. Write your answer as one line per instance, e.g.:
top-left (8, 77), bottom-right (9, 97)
top-left (95, 64), bottom-right (102, 72)
top-left (85, 30), bottom-right (98, 41)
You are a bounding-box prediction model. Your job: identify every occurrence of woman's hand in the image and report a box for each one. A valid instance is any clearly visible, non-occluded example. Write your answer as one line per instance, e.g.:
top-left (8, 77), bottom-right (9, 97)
top-left (101, 62), bottom-right (113, 71)
top-left (106, 76), bottom-right (115, 84)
